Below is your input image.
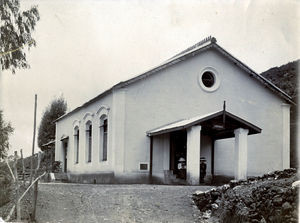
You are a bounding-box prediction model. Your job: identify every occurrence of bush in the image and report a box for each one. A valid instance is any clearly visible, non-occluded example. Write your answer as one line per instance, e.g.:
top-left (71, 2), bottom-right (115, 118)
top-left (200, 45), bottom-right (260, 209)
top-left (52, 161), bottom-right (62, 173)
top-left (0, 167), bottom-right (13, 207)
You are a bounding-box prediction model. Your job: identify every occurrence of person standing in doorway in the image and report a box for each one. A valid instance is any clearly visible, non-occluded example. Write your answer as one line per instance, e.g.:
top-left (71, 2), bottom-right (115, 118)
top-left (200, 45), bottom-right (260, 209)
top-left (200, 157), bottom-right (207, 183)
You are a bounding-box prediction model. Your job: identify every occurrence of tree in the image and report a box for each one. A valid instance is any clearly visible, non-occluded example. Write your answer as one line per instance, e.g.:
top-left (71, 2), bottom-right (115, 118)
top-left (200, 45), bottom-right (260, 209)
top-left (0, 0), bottom-right (40, 73)
top-left (38, 97), bottom-right (67, 150)
top-left (0, 110), bottom-right (14, 159)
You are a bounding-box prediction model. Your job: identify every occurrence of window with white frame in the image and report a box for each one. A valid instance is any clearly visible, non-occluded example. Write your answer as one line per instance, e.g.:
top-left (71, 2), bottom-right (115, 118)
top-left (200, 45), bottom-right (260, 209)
top-left (86, 121), bottom-right (92, 163)
top-left (74, 126), bottom-right (79, 164)
top-left (198, 67), bottom-right (221, 92)
top-left (99, 115), bottom-right (108, 161)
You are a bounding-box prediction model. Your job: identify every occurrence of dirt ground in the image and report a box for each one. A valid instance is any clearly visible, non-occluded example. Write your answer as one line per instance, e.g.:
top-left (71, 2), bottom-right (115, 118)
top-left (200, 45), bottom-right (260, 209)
top-left (35, 183), bottom-right (212, 223)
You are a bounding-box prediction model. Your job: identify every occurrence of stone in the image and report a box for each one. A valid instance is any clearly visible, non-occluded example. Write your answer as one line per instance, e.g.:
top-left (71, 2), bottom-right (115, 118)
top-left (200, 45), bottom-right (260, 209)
top-left (260, 216), bottom-right (267, 223)
top-left (215, 199), bottom-right (222, 205)
top-left (275, 188), bottom-right (285, 194)
top-left (233, 185), bottom-right (243, 191)
top-left (230, 180), bottom-right (238, 188)
top-left (194, 190), bottom-right (205, 196)
top-left (266, 200), bottom-right (273, 209)
top-left (202, 210), bottom-right (211, 219)
top-left (211, 203), bottom-right (218, 209)
top-left (272, 195), bottom-right (283, 206)
top-left (211, 191), bottom-right (220, 198)
top-left (239, 179), bottom-right (247, 184)
top-left (250, 203), bottom-right (256, 210)
top-left (244, 197), bottom-right (254, 206)
top-left (282, 202), bottom-right (292, 213)
top-left (292, 180), bottom-right (300, 188)
top-left (222, 184), bottom-right (230, 191)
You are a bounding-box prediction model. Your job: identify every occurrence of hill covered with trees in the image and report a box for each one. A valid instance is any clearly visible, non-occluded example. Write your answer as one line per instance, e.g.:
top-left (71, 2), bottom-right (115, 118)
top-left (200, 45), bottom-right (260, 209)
top-left (261, 59), bottom-right (299, 101)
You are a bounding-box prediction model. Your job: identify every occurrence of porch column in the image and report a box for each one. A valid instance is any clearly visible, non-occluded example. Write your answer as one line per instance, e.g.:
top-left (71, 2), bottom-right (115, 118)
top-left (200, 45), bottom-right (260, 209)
top-left (282, 103), bottom-right (290, 169)
top-left (234, 128), bottom-right (249, 180)
top-left (187, 125), bottom-right (201, 185)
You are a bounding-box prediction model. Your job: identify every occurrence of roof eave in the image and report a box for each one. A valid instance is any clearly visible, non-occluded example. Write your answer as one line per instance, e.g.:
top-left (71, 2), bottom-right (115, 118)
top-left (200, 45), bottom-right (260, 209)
top-left (212, 44), bottom-right (294, 104)
top-left (147, 111), bottom-right (262, 137)
top-left (56, 43), bottom-right (216, 123)
top-left (54, 87), bottom-right (114, 122)
top-left (56, 38), bottom-right (295, 123)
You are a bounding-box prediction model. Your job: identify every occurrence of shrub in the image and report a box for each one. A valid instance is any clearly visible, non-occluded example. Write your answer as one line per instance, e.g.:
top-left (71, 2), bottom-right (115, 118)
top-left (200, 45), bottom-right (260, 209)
top-left (52, 161), bottom-right (62, 173)
top-left (0, 167), bottom-right (13, 207)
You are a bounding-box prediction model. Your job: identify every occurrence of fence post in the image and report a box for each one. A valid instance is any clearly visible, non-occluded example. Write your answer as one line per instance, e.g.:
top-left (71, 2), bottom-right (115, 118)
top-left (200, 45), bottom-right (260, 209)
top-left (5, 172), bottom-right (46, 222)
top-left (32, 181), bottom-right (38, 220)
top-left (30, 94), bottom-right (37, 185)
top-left (51, 148), bottom-right (54, 172)
top-left (13, 151), bottom-right (21, 221)
top-left (20, 149), bottom-right (25, 185)
top-left (32, 152), bottom-right (41, 221)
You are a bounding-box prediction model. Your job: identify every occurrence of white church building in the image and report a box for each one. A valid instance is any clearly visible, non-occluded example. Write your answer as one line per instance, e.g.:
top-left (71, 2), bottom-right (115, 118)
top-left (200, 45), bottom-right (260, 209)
top-left (55, 37), bottom-right (292, 185)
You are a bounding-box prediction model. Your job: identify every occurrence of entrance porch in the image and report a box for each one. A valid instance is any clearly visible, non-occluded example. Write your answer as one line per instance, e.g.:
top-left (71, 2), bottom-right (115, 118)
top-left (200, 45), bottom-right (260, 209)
top-left (147, 105), bottom-right (261, 185)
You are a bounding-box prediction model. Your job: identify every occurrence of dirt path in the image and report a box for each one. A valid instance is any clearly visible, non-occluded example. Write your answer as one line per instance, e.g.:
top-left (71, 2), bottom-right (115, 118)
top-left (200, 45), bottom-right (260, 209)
top-left (36, 183), bottom-right (212, 223)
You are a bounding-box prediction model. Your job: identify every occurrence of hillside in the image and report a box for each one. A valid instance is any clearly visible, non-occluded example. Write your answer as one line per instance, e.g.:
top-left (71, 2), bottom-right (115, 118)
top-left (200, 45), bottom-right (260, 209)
top-left (260, 59), bottom-right (299, 101)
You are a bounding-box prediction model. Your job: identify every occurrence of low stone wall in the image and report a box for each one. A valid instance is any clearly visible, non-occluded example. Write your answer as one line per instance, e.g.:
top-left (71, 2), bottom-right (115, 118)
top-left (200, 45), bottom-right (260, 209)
top-left (193, 168), bottom-right (299, 222)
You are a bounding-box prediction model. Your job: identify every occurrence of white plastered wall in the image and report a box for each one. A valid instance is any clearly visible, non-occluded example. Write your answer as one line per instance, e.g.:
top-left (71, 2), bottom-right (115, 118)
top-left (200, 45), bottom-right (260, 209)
top-left (124, 48), bottom-right (287, 178)
top-left (55, 94), bottom-right (113, 174)
top-left (55, 48), bottom-right (290, 179)
top-left (111, 89), bottom-right (126, 175)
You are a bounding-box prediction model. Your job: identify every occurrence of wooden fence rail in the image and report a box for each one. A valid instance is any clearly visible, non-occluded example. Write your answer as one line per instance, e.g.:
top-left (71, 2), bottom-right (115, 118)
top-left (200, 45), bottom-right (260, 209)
top-left (4, 149), bottom-right (44, 222)
top-left (4, 171), bottom-right (46, 222)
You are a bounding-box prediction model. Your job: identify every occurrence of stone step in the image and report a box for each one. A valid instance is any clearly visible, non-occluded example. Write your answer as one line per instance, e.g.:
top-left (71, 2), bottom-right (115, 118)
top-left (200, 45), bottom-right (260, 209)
top-left (164, 170), bottom-right (187, 185)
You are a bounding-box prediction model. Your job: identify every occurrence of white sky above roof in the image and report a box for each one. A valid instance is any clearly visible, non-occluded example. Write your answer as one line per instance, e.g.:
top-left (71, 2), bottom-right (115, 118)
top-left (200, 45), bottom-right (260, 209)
top-left (1, 0), bottom-right (299, 157)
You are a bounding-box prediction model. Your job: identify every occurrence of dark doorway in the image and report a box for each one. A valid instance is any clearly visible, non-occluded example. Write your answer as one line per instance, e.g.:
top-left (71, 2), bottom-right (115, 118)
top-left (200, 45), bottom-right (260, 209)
top-left (63, 141), bottom-right (68, 173)
top-left (170, 130), bottom-right (187, 179)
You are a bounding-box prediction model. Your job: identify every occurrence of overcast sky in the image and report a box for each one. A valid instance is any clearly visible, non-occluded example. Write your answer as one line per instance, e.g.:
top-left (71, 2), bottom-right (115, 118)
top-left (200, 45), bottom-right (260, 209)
top-left (1, 0), bottom-right (299, 157)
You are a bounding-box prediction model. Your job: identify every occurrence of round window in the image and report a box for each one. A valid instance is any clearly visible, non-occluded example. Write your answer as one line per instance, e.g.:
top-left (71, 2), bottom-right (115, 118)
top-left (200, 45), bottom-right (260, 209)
top-left (198, 67), bottom-right (221, 92)
top-left (201, 71), bottom-right (215, 88)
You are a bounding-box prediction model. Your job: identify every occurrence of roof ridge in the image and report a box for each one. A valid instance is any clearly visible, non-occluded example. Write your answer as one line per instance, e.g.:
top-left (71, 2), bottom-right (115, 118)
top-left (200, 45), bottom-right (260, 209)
top-left (168, 36), bottom-right (216, 60)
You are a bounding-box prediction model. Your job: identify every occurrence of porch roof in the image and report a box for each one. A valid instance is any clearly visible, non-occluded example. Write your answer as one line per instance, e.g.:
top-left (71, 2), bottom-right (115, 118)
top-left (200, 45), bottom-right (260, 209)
top-left (41, 140), bottom-right (56, 150)
top-left (146, 110), bottom-right (262, 140)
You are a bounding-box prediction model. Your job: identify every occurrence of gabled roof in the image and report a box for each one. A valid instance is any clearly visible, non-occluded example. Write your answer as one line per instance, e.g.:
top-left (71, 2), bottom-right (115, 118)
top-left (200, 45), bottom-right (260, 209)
top-left (146, 110), bottom-right (262, 139)
top-left (56, 36), bottom-right (293, 122)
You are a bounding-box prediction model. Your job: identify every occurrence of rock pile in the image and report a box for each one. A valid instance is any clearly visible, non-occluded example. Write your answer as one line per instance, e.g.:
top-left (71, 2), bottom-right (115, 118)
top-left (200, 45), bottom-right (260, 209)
top-left (193, 168), bottom-right (299, 223)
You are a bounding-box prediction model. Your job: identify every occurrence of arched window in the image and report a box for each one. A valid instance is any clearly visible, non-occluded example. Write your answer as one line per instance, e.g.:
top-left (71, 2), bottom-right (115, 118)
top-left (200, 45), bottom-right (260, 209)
top-left (99, 115), bottom-right (108, 161)
top-left (86, 121), bottom-right (92, 163)
top-left (74, 126), bottom-right (79, 164)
